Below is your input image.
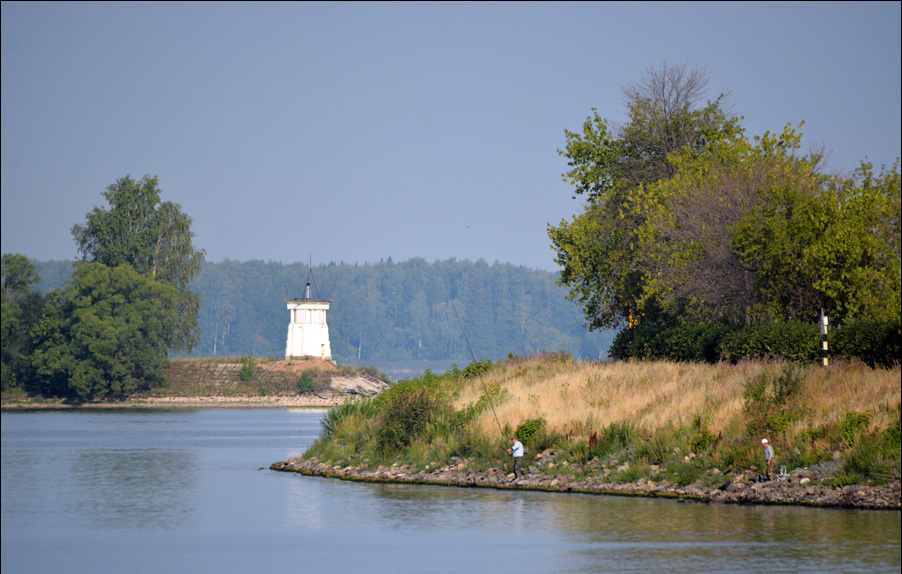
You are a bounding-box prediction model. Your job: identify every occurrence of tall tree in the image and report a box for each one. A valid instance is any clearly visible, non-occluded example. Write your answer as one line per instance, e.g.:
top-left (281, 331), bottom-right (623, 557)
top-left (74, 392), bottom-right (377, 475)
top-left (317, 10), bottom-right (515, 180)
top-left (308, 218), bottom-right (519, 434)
top-left (549, 63), bottom-right (739, 330)
top-left (732, 160), bottom-right (900, 323)
top-left (1, 254), bottom-right (45, 389)
top-left (71, 174), bottom-right (205, 351)
top-left (30, 262), bottom-right (184, 399)
top-left (629, 124), bottom-right (824, 323)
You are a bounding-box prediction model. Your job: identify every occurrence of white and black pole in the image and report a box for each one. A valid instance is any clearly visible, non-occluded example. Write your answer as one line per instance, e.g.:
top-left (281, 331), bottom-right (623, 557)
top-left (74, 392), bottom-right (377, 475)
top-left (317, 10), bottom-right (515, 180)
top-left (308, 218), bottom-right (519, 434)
top-left (820, 308), bottom-right (829, 367)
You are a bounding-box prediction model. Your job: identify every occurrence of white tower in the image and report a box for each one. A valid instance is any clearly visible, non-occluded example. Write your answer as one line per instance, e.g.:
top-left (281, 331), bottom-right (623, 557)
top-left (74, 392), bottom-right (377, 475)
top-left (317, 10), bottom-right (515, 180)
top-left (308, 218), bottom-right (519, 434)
top-left (285, 282), bottom-right (332, 361)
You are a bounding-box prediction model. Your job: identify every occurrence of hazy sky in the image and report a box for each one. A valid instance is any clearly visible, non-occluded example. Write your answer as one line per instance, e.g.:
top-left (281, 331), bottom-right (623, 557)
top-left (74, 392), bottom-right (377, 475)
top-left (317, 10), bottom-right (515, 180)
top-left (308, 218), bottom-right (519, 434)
top-left (2, 1), bottom-right (900, 271)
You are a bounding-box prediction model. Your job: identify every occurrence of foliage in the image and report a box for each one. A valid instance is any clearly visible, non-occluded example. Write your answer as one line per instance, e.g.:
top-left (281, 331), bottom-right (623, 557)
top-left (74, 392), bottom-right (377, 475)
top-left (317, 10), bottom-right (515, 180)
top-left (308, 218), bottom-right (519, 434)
top-left (2, 254), bottom-right (39, 301)
top-left (71, 174), bottom-right (205, 352)
top-left (297, 370), bottom-right (318, 394)
top-left (610, 318), bottom-right (901, 366)
top-left (662, 459), bottom-right (707, 486)
top-left (832, 320), bottom-right (902, 368)
top-left (549, 63), bottom-right (740, 330)
top-left (609, 320), bottom-right (736, 362)
top-left (551, 63), bottom-right (900, 340)
top-left (28, 262), bottom-right (183, 400)
top-left (835, 407), bottom-right (901, 486)
top-left (176, 257), bottom-right (615, 362)
top-left (732, 161), bottom-right (900, 324)
top-left (297, 355), bottom-right (899, 488)
top-left (719, 321), bottom-right (821, 363)
top-left (461, 358), bottom-right (494, 379)
top-left (239, 357), bottom-right (255, 381)
top-left (514, 417), bottom-right (546, 446)
top-left (1, 255), bottom-right (46, 389)
top-left (742, 364), bottom-right (806, 439)
top-left (374, 388), bottom-right (450, 457)
top-left (590, 421), bottom-right (639, 459)
top-left (320, 398), bottom-right (379, 441)
top-left (839, 411), bottom-right (870, 445)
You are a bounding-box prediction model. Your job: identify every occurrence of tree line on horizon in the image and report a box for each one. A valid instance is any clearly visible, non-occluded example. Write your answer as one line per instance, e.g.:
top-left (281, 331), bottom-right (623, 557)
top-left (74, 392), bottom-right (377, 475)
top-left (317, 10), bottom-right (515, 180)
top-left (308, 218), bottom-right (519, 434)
top-left (21, 257), bottom-right (614, 365)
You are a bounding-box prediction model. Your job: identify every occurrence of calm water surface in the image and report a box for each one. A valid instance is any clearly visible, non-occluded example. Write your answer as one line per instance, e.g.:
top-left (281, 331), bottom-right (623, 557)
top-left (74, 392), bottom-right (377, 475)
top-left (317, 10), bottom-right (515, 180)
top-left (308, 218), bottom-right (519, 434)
top-left (2, 409), bottom-right (899, 574)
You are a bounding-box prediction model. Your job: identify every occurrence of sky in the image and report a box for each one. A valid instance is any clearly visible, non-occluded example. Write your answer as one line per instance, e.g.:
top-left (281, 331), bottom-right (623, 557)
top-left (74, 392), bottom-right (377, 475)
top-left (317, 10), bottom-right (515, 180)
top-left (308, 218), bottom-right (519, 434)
top-left (2, 1), bottom-right (900, 272)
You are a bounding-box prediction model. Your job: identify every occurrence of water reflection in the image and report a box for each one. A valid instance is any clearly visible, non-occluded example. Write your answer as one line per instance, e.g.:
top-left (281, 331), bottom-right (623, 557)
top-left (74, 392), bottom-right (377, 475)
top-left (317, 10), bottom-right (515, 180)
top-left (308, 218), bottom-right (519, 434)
top-left (284, 474), bottom-right (324, 530)
top-left (355, 482), bottom-right (900, 574)
top-left (71, 449), bottom-right (197, 529)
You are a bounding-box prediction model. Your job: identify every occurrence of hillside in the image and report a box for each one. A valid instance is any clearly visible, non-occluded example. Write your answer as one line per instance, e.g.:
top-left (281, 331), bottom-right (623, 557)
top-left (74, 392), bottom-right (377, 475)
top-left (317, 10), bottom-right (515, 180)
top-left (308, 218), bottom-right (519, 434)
top-left (285, 354), bottom-right (901, 503)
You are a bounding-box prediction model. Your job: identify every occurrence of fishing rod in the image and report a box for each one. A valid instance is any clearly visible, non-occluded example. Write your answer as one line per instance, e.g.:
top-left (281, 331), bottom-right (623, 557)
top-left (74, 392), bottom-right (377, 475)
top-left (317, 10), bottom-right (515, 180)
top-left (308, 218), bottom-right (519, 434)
top-left (450, 298), bottom-right (507, 444)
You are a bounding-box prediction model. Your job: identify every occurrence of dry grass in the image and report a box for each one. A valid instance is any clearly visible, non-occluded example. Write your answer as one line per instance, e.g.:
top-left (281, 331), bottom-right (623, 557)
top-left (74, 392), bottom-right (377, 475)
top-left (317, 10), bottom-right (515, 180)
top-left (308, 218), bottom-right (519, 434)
top-left (453, 356), bottom-right (900, 440)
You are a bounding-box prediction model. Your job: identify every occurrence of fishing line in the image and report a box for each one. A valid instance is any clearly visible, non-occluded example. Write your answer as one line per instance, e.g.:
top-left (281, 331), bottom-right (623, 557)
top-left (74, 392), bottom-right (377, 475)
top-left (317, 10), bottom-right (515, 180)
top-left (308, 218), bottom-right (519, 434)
top-left (450, 297), bottom-right (506, 443)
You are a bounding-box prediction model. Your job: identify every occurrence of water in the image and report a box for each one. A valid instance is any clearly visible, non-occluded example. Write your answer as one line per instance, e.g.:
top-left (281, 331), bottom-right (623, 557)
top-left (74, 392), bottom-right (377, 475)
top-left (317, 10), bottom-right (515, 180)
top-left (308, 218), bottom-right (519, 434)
top-left (2, 410), bottom-right (899, 574)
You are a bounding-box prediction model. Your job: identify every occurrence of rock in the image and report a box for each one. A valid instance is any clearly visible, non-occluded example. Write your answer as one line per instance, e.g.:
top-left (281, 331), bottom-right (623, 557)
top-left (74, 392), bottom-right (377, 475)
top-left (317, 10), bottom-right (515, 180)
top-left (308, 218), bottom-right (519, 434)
top-left (800, 477), bottom-right (810, 485)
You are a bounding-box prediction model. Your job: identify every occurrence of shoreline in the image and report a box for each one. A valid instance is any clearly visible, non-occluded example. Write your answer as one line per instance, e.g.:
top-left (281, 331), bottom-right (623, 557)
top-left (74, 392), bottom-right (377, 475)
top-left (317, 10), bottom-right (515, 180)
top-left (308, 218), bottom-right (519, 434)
top-left (0, 394), bottom-right (347, 410)
top-left (271, 456), bottom-right (902, 511)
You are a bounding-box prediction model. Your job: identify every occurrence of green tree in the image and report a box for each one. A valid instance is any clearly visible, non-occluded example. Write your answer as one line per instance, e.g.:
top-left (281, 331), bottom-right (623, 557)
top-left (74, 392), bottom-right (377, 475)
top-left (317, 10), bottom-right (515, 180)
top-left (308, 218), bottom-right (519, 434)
top-left (732, 160), bottom-right (900, 323)
top-left (1, 254), bottom-right (46, 389)
top-left (549, 63), bottom-right (740, 330)
top-left (630, 124), bottom-right (824, 323)
top-left (30, 262), bottom-right (183, 399)
top-left (71, 174), bottom-right (205, 351)
top-left (2, 254), bottom-right (39, 302)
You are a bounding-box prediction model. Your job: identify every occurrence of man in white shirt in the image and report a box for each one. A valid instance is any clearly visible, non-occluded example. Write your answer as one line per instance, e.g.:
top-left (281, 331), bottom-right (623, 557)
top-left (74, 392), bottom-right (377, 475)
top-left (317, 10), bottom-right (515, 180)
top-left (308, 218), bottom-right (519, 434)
top-left (508, 436), bottom-right (524, 479)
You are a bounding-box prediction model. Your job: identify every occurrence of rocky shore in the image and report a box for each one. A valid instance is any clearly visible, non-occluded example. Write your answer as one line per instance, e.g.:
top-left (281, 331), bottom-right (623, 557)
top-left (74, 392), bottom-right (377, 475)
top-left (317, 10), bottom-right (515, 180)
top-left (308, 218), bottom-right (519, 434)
top-left (272, 454), bottom-right (901, 511)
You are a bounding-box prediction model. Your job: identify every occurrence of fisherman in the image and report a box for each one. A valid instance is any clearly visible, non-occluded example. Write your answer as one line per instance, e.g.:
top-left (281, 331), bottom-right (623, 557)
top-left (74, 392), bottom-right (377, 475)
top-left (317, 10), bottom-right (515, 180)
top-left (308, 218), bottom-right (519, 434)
top-left (507, 436), bottom-right (524, 479)
top-left (762, 438), bottom-right (775, 480)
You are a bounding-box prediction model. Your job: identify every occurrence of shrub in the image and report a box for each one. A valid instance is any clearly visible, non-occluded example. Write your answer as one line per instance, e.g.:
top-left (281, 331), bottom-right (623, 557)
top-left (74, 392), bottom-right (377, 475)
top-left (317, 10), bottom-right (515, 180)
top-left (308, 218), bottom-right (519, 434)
top-left (515, 417), bottom-right (547, 448)
top-left (374, 388), bottom-right (449, 457)
top-left (591, 421), bottom-right (639, 459)
top-left (719, 321), bottom-right (820, 363)
top-left (239, 357), bottom-right (255, 381)
top-left (663, 459), bottom-right (707, 486)
top-left (840, 411), bottom-right (871, 445)
top-left (833, 320), bottom-right (902, 368)
top-left (462, 359), bottom-right (494, 379)
top-left (297, 370), bottom-right (317, 394)
top-left (837, 422), bottom-right (902, 485)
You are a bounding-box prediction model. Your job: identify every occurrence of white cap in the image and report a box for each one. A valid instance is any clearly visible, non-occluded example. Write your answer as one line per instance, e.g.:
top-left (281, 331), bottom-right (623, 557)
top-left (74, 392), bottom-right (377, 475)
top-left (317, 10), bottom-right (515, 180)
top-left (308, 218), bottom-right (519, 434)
top-left (761, 438), bottom-right (769, 444)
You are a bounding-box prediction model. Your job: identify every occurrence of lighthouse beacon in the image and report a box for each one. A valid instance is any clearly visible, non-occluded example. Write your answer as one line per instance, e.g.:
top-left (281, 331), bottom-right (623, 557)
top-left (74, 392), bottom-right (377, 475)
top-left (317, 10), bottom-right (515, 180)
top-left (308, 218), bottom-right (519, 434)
top-left (285, 282), bottom-right (332, 361)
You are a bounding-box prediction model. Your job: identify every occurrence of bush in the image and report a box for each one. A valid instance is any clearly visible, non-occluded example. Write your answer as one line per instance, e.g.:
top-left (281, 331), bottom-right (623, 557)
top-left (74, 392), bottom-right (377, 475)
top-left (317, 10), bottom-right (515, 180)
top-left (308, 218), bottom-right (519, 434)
top-left (591, 421), bottom-right (638, 459)
top-left (320, 398), bottom-right (378, 440)
top-left (462, 359), bottom-right (495, 379)
top-left (374, 388), bottom-right (449, 456)
top-left (833, 320), bottom-right (902, 368)
top-left (663, 459), bottom-right (706, 486)
top-left (239, 357), bottom-right (255, 381)
top-left (297, 370), bottom-right (317, 394)
top-left (840, 411), bottom-right (870, 445)
top-left (720, 321), bottom-right (820, 363)
top-left (515, 417), bottom-right (546, 447)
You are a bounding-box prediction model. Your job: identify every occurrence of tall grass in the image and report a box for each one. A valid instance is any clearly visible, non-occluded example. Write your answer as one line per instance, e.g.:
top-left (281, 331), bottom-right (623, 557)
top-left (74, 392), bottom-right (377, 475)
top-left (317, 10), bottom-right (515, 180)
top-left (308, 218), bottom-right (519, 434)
top-left (303, 354), bottom-right (901, 484)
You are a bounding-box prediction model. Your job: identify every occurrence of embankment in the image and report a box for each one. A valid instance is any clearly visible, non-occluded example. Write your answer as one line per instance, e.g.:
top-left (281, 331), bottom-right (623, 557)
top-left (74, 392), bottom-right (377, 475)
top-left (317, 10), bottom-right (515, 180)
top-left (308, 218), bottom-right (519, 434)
top-left (271, 454), bottom-right (901, 510)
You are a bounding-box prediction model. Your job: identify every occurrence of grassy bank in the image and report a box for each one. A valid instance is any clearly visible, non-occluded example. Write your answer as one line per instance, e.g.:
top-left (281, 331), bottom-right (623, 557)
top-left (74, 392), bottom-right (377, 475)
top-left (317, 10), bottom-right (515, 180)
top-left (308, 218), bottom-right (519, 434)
top-left (302, 353), bottom-right (901, 488)
top-left (1, 357), bottom-right (389, 407)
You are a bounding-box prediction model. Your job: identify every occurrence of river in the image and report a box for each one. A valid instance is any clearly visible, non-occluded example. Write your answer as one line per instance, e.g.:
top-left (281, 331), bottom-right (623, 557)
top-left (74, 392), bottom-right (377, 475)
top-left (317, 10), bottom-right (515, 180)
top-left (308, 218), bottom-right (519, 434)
top-left (2, 409), bottom-right (899, 574)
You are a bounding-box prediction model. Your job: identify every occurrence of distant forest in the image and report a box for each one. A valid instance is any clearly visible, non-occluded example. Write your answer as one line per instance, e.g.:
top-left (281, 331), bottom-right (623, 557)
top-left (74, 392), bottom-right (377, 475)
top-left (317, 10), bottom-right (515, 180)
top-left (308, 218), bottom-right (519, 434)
top-left (33, 258), bottom-right (614, 364)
